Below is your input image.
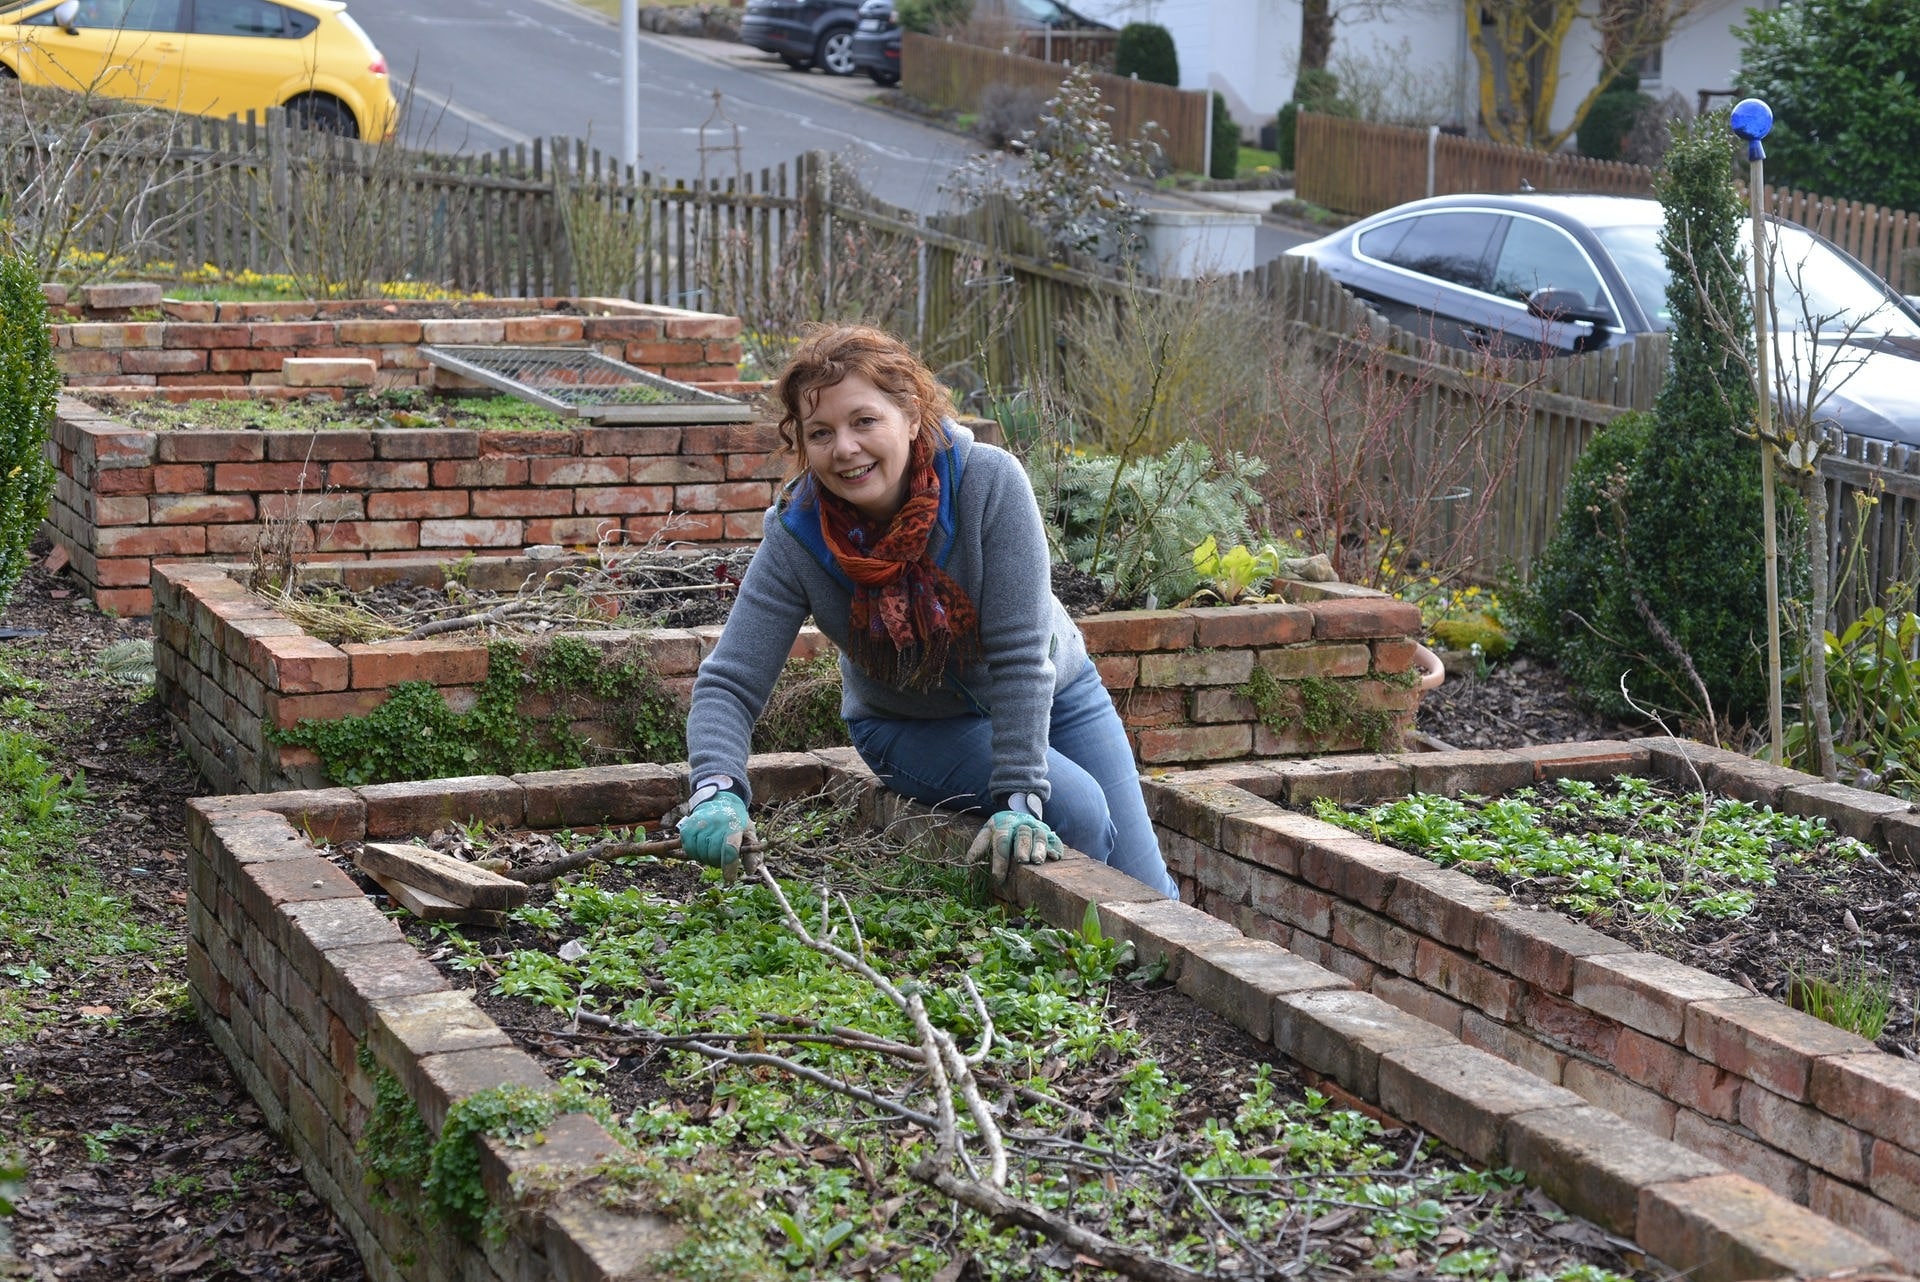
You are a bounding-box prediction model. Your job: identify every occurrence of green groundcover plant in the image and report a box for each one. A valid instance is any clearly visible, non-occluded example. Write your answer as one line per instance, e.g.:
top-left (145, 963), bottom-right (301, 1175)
top-left (391, 799), bottom-right (1643, 1281)
top-left (1319, 775), bottom-right (1867, 927)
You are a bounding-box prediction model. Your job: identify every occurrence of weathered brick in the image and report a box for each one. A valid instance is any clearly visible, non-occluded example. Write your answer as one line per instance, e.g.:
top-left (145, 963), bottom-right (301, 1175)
top-left (283, 357), bottom-right (376, 387)
top-left (1612, 1027), bottom-right (1741, 1122)
top-left (366, 490), bottom-right (470, 520)
top-left (1255, 643), bottom-right (1371, 680)
top-left (1638, 1173), bottom-right (1893, 1282)
top-left (1476, 906), bottom-right (1634, 994)
top-left (359, 775), bottom-right (526, 839)
top-left (1297, 836), bottom-right (1431, 911)
top-left (1401, 748), bottom-right (1535, 797)
top-left (1413, 938), bottom-right (1523, 1021)
top-left (366, 989), bottom-right (511, 1068)
top-left (1075, 610), bottom-right (1197, 654)
top-left (1572, 951), bottom-right (1749, 1041)
top-left (1739, 1082), bottom-right (1871, 1181)
top-left (1782, 780), bottom-right (1912, 843)
top-left (1307, 596), bottom-right (1421, 640)
top-left (121, 348), bottom-right (208, 375)
top-left (421, 319), bottom-right (507, 344)
top-left (81, 281), bottom-right (163, 310)
top-left (419, 517), bottom-right (522, 547)
top-left (1219, 809), bottom-right (1351, 875)
top-left (1097, 899), bottom-right (1244, 984)
top-left (157, 432), bottom-right (264, 463)
top-left (1460, 1008), bottom-right (1566, 1083)
top-left (1272, 988), bottom-right (1454, 1098)
top-left (1633, 736), bottom-right (1752, 790)
top-left (1684, 997), bottom-right (1875, 1102)
top-left (575, 485), bottom-right (672, 515)
top-left (1384, 866), bottom-right (1512, 950)
top-left (1134, 723), bottom-right (1251, 764)
top-left (1007, 853), bottom-right (1167, 928)
top-left (1703, 756), bottom-right (1821, 809)
top-left (1503, 1105), bottom-right (1722, 1236)
top-left (1378, 1042), bottom-right (1584, 1164)
top-left (1674, 1112), bottom-right (1810, 1203)
top-left (378, 429), bottom-right (478, 460)
top-left (1372, 971), bottom-right (1465, 1034)
top-left (256, 635), bottom-right (350, 694)
top-left (1520, 988), bottom-right (1625, 1061)
top-left (1187, 603), bottom-right (1313, 648)
top-left (163, 322), bottom-right (254, 348)
top-left (1330, 901), bottom-right (1420, 974)
top-left (1810, 1169), bottom-right (1920, 1259)
top-left (1511, 739), bottom-right (1650, 782)
top-left (1139, 649), bottom-right (1254, 687)
top-left (1870, 1138), bottom-right (1920, 1218)
top-left (1250, 867), bottom-right (1333, 936)
top-left (502, 315), bottom-right (586, 343)
top-left (1268, 754), bottom-right (1412, 804)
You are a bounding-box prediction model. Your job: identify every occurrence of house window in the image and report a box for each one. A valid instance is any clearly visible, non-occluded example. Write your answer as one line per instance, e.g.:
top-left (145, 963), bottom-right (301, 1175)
top-left (1635, 43), bottom-right (1663, 85)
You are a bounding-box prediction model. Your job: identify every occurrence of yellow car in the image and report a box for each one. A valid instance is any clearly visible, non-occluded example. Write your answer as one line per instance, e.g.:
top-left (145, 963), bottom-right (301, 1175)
top-left (0, 0), bottom-right (396, 139)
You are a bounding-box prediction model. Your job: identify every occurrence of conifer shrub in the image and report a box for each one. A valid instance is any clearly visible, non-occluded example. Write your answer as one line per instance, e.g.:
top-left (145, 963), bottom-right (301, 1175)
top-left (1516, 115), bottom-right (1776, 724)
top-left (1113, 22), bottom-right (1178, 86)
top-left (1576, 70), bottom-right (1652, 162)
top-left (1275, 69), bottom-right (1350, 171)
top-left (0, 251), bottom-right (57, 610)
top-left (1210, 92), bottom-right (1240, 179)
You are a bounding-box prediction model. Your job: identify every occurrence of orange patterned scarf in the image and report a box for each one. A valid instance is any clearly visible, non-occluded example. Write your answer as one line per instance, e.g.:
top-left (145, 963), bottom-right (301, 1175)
top-left (816, 433), bottom-right (980, 690)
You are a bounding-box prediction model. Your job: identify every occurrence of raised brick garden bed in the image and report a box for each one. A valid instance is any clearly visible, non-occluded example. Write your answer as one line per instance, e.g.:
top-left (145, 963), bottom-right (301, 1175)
top-left (40, 285), bottom-right (761, 615)
top-left (152, 558), bottom-right (1424, 795)
top-left (185, 749), bottom-right (1898, 1282)
top-left (1141, 738), bottom-right (1920, 1259)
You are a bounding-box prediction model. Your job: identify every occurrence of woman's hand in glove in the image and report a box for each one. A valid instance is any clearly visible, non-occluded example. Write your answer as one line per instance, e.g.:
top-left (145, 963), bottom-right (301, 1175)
top-left (968, 808), bottom-right (1064, 882)
top-left (677, 791), bottom-right (753, 867)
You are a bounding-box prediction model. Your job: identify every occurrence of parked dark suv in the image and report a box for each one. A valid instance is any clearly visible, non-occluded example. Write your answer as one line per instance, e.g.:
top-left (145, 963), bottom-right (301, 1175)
top-left (741, 0), bottom-right (863, 76)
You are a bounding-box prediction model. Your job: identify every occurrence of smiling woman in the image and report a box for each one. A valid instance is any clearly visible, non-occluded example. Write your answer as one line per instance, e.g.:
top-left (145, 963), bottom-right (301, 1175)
top-left (0, 0), bottom-right (396, 138)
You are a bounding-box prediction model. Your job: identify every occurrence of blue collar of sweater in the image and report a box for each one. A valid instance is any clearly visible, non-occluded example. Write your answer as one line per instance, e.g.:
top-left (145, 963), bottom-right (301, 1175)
top-left (777, 426), bottom-right (970, 589)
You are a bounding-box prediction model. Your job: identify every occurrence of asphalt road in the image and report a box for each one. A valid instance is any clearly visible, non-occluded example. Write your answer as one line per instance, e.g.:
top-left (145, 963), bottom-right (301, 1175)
top-left (345, 0), bottom-right (1313, 258)
top-left (346, 0), bottom-right (990, 214)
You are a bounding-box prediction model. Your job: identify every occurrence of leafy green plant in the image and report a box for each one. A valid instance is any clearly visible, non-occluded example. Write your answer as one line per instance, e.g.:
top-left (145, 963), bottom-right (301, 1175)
top-left (1735, 0), bottom-right (1920, 211)
top-left (1189, 535), bottom-right (1282, 603)
top-left (1319, 775), bottom-right (1864, 926)
top-left (1575, 71), bottom-right (1652, 162)
top-left (1515, 116), bottom-right (1778, 726)
top-left (1789, 604), bottom-right (1920, 796)
top-left (1113, 23), bottom-right (1178, 86)
top-left (896, 0), bottom-right (969, 33)
top-left (1274, 68), bottom-right (1353, 171)
top-left (0, 250), bottom-right (58, 611)
top-left (1243, 668), bottom-right (1405, 752)
top-left (1028, 440), bottom-right (1267, 606)
top-left (444, 811), bottom-right (1639, 1281)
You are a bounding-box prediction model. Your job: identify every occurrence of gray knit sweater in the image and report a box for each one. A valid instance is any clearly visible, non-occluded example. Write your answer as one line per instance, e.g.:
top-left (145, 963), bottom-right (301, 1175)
top-left (686, 425), bottom-right (1087, 805)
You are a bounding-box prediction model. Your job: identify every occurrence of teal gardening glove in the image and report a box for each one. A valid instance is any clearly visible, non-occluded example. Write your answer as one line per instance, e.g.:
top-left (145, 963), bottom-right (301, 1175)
top-left (677, 784), bottom-right (753, 868)
top-left (967, 792), bottom-right (1064, 882)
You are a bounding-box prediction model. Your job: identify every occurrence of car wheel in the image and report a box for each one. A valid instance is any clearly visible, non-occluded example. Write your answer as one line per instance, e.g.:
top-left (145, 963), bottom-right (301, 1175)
top-left (780, 54), bottom-right (811, 70)
top-left (286, 94), bottom-right (359, 140)
top-left (0, 62), bottom-right (16, 79)
top-left (867, 67), bottom-right (900, 87)
top-left (815, 26), bottom-right (856, 76)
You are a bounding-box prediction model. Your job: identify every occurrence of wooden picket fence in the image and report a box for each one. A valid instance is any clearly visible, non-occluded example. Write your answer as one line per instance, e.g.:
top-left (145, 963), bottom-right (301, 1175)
top-left (901, 31), bottom-right (1210, 174)
top-left (1294, 113), bottom-right (1920, 291)
top-left (19, 105), bottom-right (1920, 617)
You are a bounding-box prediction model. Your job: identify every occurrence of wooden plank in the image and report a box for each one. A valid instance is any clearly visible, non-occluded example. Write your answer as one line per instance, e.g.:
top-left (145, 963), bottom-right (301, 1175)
top-left (356, 841), bottom-right (530, 909)
top-left (368, 870), bottom-right (508, 926)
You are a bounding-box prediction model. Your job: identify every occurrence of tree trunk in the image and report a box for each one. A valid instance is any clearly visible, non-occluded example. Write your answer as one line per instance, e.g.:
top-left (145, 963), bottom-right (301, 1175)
top-left (1299, 0), bottom-right (1333, 76)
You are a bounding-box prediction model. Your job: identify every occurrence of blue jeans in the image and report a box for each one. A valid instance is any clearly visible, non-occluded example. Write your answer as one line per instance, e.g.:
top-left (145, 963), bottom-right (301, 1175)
top-left (847, 661), bottom-right (1177, 899)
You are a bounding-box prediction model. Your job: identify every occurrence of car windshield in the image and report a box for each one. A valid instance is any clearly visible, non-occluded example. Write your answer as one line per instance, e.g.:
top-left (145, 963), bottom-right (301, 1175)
top-left (1592, 221), bottom-right (1920, 338)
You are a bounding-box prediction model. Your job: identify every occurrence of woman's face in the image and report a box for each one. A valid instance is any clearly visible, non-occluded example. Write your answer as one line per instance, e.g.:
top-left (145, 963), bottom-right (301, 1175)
top-left (800, 374), bottom-right (920, 524)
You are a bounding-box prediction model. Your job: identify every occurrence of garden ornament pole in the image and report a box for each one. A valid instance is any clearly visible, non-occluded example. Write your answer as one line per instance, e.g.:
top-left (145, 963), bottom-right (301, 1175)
top-left (1731, 97), bottom-right (1783, 764)
top-left (622, 0), bottom-right (640, 178)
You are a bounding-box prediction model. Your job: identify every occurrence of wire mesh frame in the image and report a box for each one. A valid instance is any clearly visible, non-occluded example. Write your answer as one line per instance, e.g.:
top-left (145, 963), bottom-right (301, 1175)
top-left (418, 345), bottom-right (754, 424)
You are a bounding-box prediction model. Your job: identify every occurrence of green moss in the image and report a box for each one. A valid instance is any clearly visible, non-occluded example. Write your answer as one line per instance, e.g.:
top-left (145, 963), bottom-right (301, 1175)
top-left (1242, 667), bottom-right (1402, 751)
top-left (359, 1049), bottom-right (433, 1214)
top-left (273, 637), bottom-right (686, 785)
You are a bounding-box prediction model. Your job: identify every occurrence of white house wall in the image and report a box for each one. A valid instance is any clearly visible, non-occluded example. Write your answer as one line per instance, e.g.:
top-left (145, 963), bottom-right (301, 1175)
top-left (1068, 0), bottom-right (1780, 146)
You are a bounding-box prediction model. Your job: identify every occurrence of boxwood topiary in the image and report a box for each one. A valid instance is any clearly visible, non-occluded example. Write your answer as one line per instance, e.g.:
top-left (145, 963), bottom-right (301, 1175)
top-left (1515, 115), bottom-right (1783, 725)
top-left (1209, 91), bottom-right (1240, 179)
top-left (1577, 87), bottom-right (1654, 161)
top-left (1275, 68), bottom-right (1350, 171)
top-left (1114, 22), bottom-right (1178, 86)
top-left (0, 251), bottom-right (57, 610)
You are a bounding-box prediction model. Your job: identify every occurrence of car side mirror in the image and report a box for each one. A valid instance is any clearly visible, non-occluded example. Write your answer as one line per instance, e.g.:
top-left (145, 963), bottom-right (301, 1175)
top-left (1527, 285), bottom-right (1610, 343)
top-left (53, 0), bottom-right (80, 31)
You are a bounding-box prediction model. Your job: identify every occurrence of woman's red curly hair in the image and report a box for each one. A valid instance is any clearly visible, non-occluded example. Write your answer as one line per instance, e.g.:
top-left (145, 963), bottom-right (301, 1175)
top-left (770, 324), bottom-right (955, 477)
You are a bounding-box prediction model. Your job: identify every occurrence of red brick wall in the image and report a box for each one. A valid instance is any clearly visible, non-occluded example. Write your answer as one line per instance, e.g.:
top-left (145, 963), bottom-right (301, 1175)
top-left (153, 561), bottom-right (1421, 795)
top-left (1144, 743), bottom-right (1920, 1259)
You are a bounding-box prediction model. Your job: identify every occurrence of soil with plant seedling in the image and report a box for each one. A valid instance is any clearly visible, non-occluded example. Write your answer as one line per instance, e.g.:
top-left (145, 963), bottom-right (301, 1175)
top-left (0, 542), bottom-right (1674, 1281)
top-left (316, 809), bottom-right (1653, 1281)
top-left (71, 386), bottom-right (693, 436)
top-left (1319, 776), bottom-right (1920, 1055)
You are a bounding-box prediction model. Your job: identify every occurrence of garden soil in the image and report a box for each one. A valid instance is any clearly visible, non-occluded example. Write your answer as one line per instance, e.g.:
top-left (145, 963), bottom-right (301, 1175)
top-left (0, 545), bottom-right (1666, 1281)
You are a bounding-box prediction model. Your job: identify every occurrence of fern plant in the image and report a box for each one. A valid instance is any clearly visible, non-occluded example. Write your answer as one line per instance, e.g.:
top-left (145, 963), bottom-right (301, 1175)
top-left (1027, 441), bottom-right (1266, 606)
